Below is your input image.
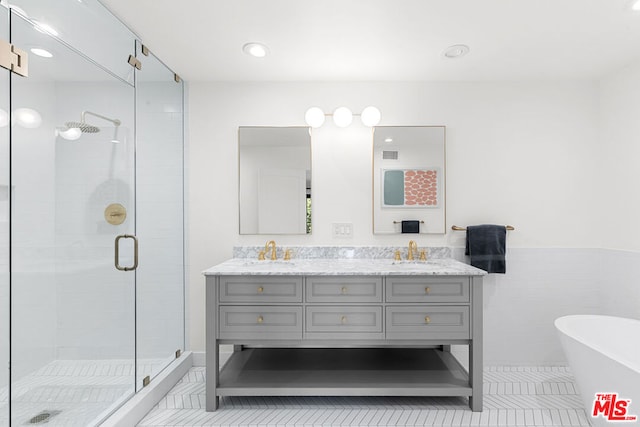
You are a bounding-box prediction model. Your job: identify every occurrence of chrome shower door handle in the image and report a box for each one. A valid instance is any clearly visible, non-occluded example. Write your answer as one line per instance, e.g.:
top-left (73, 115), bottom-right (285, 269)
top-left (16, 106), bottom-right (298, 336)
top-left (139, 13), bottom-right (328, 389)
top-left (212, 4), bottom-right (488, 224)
top-left (115, 234), bottom-right (139, 271)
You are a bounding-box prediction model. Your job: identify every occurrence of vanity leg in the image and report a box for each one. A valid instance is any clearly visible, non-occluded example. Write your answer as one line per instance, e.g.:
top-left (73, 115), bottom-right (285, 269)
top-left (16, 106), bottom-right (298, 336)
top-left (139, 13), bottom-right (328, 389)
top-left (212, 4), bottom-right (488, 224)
top-left (206, 341), bottom-right (219, 411)
top-left (469, 343), bottom-right (482, 411)
top-left (469, 277), bottom-right (483, 412)
top-left (234, 345), bottom-right (244, 352)
top-left (440, 345), bottom-right (451, 352)
top-left (206, 279), bottom-right (219, 411)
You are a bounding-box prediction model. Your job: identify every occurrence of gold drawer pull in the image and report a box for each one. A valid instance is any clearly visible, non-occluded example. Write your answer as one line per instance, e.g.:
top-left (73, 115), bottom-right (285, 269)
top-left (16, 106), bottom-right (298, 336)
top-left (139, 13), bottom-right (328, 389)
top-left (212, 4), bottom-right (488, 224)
top-left (257, 286), bottom-right (264, 293)
top-left (341, 286), bottom-right (347, 294)
top-left (424, 315), bottom-right (431, 324)
top-left (425, 287), bottom-right (431, 294)
top-left (257, 315), bottom-right (264, 324)
top-left (341, 315), bottom-right (347, 324)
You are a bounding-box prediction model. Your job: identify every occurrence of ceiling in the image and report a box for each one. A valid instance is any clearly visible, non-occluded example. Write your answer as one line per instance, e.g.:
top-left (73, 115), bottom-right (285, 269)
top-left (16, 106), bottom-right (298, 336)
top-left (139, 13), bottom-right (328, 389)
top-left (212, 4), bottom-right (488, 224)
top-left (100, 0), bottom-right (640, 82)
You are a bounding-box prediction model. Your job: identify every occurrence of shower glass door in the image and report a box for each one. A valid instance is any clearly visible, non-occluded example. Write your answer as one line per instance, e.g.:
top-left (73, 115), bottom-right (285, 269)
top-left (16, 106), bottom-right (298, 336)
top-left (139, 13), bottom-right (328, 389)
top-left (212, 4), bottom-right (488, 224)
top-left (0, 4), bottom-right (9, 426)
top-left (135, 42), bottom-right (185, 390)
top-left (10, 11), bottom-right (136, 426)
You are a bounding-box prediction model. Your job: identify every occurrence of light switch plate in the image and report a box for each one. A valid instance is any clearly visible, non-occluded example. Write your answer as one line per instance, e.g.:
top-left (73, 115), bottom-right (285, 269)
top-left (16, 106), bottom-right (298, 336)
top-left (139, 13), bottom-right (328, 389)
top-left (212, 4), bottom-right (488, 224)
top-left (332, 222), bottom-right (353, 238)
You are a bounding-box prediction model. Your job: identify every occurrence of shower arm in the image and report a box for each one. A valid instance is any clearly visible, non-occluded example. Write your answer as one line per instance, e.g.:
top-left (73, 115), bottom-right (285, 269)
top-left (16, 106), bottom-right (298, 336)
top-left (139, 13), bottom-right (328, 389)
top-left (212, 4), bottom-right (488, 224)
top-left (81, 110), bottom-right (121, 127)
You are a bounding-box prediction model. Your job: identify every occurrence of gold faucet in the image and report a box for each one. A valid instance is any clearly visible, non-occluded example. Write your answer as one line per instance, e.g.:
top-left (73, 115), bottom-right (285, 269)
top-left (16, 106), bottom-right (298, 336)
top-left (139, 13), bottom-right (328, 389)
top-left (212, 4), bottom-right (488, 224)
top-left (407, 240), bottom-right (418, 261)
top-left (264, 240), bottom-right (277, 260)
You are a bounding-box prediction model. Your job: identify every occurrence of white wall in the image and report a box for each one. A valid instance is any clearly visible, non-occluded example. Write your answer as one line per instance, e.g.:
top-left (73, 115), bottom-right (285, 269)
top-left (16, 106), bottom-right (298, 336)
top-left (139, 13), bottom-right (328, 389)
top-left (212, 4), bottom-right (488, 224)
top-left (598, 59), bottom-right (640, 318)
top-left (188, 80), bottom-right (604, 364)
top-left (599, 59), bottom-right (640, 252)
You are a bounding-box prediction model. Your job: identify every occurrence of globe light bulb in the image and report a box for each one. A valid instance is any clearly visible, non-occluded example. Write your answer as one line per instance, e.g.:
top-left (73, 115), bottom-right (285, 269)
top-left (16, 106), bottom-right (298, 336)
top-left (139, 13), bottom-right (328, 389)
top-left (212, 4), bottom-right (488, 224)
top-left (332, 107), bottom-right (353, 128)
top-left (304, 107), bottom-right (325, 128)
top-left (360, 106), bottom-right (381, 127)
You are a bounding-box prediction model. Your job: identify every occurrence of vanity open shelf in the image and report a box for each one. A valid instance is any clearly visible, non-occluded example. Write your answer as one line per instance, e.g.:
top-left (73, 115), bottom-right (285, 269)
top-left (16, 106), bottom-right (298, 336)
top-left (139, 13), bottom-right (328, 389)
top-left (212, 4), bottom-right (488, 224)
top-left (218, 347), bottom-right (471, 397)
top-left (204, 258), bottom-right (486, 412)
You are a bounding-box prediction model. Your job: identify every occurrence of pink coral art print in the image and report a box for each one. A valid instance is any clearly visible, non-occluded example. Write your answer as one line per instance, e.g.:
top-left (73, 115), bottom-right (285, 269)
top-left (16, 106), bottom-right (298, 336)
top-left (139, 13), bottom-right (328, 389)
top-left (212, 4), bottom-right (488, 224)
top-left (404, 169), bottom-right (438, 207)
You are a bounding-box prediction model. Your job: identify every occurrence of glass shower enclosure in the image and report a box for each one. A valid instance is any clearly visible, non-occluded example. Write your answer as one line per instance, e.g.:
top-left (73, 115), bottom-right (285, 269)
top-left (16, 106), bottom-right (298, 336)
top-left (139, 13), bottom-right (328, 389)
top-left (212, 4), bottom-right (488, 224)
top-left (0, 1), bottom-right (185, 425)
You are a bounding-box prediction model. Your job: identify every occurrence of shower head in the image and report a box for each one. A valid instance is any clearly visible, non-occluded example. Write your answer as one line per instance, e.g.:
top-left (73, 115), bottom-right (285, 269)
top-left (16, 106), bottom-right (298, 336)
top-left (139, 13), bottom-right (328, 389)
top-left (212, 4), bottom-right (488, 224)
top-left (64, 121), bottom-right (101, 133)
top-left (61, 110), bottom-right (121, 138)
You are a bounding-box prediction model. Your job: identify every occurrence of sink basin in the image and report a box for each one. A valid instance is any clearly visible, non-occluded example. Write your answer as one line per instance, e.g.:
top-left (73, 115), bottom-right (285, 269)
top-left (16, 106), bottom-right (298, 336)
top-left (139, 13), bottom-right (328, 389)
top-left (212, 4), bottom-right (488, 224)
top-left (240, 259), bottom-right (296, 266)
top-left (391, 260), bottom-right (431, 265)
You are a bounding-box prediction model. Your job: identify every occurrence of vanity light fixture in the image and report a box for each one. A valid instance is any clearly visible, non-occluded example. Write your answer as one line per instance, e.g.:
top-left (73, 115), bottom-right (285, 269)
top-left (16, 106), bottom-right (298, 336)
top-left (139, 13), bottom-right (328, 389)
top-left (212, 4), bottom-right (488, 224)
top-left (361, 106), bottom-right (381, 127)
top-left (242, 42), bottom-right (269, 58)
top-left (333, 107), bottom-right (353, 128)
top-left (304, 106), bottom-right (381, 128)
top-left (443, 44), bottom-right (470, 59)
top-left (305, 107), bottom-right (325, 128)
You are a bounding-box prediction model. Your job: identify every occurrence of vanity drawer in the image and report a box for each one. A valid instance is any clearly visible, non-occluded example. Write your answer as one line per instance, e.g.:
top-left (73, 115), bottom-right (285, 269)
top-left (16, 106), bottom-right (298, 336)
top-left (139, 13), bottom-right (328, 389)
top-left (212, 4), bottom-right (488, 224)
top-left (386, 306), bottom-right (470, 340)
top-left (306, 306), bottom-right (383, 333)
top-left (219, 276), bottom-right (302, 303)
top-left (386, 277), bottom-right (469, 303)
top-left (219, 306), bottom-right (302, 340)
top-left (306, 277), bottom-right (383, 303)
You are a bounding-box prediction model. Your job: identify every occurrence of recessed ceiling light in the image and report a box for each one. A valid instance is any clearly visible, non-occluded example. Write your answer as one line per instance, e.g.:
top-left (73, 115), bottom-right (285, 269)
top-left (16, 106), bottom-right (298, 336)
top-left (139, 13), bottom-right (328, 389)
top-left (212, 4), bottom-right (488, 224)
top-left (30, 48), bottom-right (53, 58)
top-left (443, 44), bottom-right (470, 59)
top-left (242, 42), bottom-right (269, 58)
top-left (384, 137), bottom-right (393, 143)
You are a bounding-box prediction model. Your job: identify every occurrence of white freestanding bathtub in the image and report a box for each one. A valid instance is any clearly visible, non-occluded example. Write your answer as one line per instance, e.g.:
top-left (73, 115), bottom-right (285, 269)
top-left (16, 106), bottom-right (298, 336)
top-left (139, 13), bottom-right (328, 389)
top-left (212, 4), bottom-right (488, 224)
top-left (555, 315), bottom-right (640, 426)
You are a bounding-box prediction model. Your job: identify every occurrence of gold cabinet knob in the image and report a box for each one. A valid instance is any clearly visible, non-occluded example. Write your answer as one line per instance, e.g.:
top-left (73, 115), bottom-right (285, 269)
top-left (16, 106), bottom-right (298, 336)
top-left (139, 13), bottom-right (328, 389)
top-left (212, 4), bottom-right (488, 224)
top-left (424, 315), bottom-right (431, 324)
top-left (257, 315), bottom-right (264, 324)
top-left (425, 287), bottom-right (431, 294)
top-left (257, 286), bottom-right (264, 293)
top-left (341, 286), bottom-right (347, 294)
top-left (341, 316), bottom-right (347, 324)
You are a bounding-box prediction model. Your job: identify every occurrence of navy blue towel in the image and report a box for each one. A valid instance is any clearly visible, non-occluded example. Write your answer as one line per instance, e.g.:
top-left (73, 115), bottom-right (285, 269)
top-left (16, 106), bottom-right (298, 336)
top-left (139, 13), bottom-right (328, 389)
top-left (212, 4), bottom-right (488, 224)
top-left (401, 220), bottom-right (420, 233)
top-left (465, 225), bottom-right (507, 274)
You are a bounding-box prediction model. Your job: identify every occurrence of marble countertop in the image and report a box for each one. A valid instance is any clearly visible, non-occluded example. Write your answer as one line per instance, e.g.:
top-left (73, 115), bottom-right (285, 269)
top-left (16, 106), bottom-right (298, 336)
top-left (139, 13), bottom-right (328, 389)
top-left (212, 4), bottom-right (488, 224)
top-left (203, 257), bottom-right (486, 276)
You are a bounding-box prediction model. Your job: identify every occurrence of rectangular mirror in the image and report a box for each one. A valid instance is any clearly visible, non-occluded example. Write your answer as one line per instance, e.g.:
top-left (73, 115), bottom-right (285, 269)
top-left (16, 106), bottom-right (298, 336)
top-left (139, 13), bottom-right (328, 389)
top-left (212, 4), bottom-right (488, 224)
top-left (239, 126), bottom-right (311, 234)
top-left (373, 126), bottom-right (446, 234)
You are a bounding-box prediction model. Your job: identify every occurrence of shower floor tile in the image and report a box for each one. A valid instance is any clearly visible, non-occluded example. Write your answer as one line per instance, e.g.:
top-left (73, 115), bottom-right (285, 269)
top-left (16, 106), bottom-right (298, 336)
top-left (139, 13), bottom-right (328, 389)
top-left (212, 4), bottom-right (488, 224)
top-left (0, 358), bottom-right (166, 426)
top-left (139, 365), bottom-right (591, 426)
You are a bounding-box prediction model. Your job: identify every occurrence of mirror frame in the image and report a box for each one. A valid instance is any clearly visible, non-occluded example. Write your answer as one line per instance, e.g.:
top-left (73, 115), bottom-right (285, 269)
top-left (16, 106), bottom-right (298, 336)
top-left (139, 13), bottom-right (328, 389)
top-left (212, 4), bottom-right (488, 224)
top-left (238, 126), bottom-right (312, 235)
top-left (372, 125), bottom-right (446, 234)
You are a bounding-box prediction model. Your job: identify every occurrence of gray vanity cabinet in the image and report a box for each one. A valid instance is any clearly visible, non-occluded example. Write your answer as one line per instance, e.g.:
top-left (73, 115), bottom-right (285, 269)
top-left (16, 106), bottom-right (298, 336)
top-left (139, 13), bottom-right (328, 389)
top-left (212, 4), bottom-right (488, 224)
top-left (205, 272), bottom-right (483, 412)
